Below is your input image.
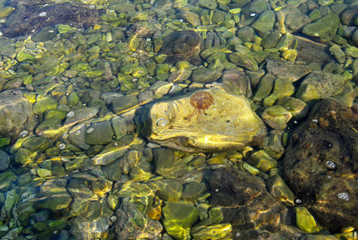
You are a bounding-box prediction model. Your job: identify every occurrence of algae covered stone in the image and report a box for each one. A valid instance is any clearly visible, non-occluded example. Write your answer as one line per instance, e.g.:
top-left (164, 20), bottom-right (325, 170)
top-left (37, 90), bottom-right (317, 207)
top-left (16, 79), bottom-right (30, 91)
top-left (296, 71), bottom-right (346, 102)
top-left (139, 88), bottom-right (267, 152)
top-left (302, 14), bottom-right (340, 42)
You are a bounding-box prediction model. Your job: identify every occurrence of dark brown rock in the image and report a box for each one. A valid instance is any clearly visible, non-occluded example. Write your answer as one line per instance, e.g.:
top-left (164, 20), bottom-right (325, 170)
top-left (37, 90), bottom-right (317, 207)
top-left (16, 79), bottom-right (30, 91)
top-left (209, 168), bottom-right (289, 239)
top-left (1, 1), bottom-right (99, 37)
top-left (159, 30), bottom-right (202, 66)
top-left (283, 99), bottom-right (358, 232)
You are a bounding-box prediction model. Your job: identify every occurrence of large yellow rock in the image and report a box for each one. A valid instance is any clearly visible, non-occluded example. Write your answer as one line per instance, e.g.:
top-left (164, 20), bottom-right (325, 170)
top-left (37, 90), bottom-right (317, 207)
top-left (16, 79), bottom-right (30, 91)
top-left (139, 88), bottom-right (267, 152)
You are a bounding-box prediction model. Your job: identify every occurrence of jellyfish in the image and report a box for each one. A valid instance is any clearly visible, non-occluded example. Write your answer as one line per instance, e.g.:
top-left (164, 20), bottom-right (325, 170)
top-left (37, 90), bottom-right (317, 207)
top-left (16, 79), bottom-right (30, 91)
top-left (187, 91), bottom-right (214, 121)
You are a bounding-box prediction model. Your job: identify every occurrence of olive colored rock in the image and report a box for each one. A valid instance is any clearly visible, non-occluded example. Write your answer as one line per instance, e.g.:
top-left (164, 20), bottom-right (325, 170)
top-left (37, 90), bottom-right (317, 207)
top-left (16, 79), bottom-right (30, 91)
top-left (162, 201), bottom-right (199, 240)
top-left (112, 95), bottom-right (138, 114)
top-left (0, 90), bottom-right (33, 139)
top-left (267, 175), bottom-right (295, 206)
top-left (251, 10), bottom-right (276, 35)
top-left (139, 88), bottom-right (267, 152)
top-left (263, 78), bottom-right (295, 106)
top-left (296, 71), bottom-right (346, 102)
top-left (153, 148), bottom-right (188, 178)
top-left (192, 67), bottom-right (222, 83)
top-left (35, 179), bottom-right (72, 211)
top-left (85, 121), bottom-right (114, 145)
top-left (253, 73), bottom-right (275, 102)
top-left (276, 97), bottom-right (309, 120)
top-left (302, 14), bottom-right (340, 42)
top-left (229, 47), bottom-right (258, 71)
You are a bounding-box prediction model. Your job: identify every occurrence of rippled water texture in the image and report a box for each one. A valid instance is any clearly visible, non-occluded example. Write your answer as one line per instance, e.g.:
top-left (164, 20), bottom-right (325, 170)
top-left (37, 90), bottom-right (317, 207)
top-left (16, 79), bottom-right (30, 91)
top-left (0, 0), bottom-right (357, 239)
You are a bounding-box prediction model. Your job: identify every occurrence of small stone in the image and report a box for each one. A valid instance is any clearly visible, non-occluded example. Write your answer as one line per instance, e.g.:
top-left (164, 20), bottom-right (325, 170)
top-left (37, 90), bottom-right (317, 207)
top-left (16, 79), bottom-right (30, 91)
top-left (253, 73), bottom-right (275, 102)
top-left (191, 67), bottom-right (222, 83)
top-left (229, 46), bottom-right (258, 71)
top-left (296, 71), bottom-right (346, 102)
top-left (329, 44), bottom-right (345, 64)
top-left (151, 179), bottom-right (183, 201)
top-left (261, 105), bottom-right (292, 130)
top-left (112, 95), bottom-right (138, 114)
top-left (191, 223), bottom-right (232, 239)
top-left (153, 148), bottom-right (188, 179)
top-left (295, 207), bottom-right (321, 233)
top-left (178, 11), bottom-right (201, 27)
top-left (251, 10), bottom-right (276, 35)
top-left (247, 150), bottom-right (278, 172)
top-left (162, 201), bottom-right (199, 240)
top-left (85, 121), bottom-right (114, 145)
top-left (0, 150), bottom-right (10, 171)
top-left (182, 182), bottom-right (207, 200)
top-left (33, 96), bottom-right (58, 115)
top-left (267, 175), bottom-right (295, 206)
top-left (302, 14), bottom-right (340, 42)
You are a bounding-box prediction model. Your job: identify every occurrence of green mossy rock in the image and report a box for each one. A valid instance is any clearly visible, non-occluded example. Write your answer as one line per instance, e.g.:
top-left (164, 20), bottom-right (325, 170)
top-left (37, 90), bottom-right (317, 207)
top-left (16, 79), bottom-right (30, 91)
top-left (302, 14), bottom-right (340, 42)
top-left (251, 10), bottom-right (276, 36)
top-left (33, 96), bottom-right (58, 115)
top-left (296, 71), bottom-right (346, 102)
top-left (163, 201), bottom-right (199, 240)
top-left (191, 67), bottom-right (223, 83)
top-left (261, 105), bottom-right (292, 130)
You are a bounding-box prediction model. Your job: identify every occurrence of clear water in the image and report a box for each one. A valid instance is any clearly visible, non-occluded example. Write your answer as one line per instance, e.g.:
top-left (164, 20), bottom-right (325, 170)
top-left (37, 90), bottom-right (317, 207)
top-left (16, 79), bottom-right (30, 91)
top-left (0, 0), bottom-right (357, 239)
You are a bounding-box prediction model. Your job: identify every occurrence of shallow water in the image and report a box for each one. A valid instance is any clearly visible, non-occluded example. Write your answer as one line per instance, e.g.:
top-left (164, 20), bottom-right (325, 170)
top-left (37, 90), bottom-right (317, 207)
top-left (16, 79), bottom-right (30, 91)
top-left (0, 0), bottom-right (357, 239)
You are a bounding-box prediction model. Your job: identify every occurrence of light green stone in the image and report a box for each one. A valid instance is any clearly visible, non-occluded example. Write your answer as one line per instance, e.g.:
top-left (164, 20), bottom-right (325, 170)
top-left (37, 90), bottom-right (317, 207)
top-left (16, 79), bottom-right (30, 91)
top-left (345, 46), bottom-right (358, 58)
top-left (261, 105), bottom-right (292, 130)
top-left (163, 201), bottom-right (199, 240)
top-left (263, 78), bottom-right (295, 106)
top-left (191, 223), bottom-right (232, 240)
top-left (0, 6), bottom-right (14, 18)
top-left (56, 24), bottom-right (77, 33)
top-left (37, 168), bottom-right (52, 178)
top-left (247, 150), bottom-right (277, 172)
top-left (295, 207), bottom-right (321, 233)
top-left (4, 190), bottom-right (20, 216)
top-left (33, 96), bottom-right (58, 115)
top-left (329, 44), bottom-right (345, 64)
top-left (16, 51), bottom-right (35, 62)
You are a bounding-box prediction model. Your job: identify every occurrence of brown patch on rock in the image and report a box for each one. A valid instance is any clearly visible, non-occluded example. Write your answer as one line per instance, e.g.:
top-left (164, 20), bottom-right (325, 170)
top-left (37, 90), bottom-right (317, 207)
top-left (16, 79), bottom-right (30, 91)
top-left (159, 30), bottom-right (202, 66)
top-left (1, 1), bottom-right (99, 38)
top-left (283, 99), bottom-right (358, 232)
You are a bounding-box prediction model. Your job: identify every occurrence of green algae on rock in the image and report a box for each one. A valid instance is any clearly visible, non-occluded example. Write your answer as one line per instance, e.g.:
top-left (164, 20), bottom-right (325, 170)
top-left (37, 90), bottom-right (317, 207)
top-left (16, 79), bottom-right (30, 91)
top-left (138, 88), bottom-right (267, 152)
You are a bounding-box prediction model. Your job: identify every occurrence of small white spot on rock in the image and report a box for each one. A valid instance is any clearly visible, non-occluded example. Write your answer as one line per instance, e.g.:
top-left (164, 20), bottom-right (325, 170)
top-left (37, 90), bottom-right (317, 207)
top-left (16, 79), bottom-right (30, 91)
top-left (86, 127), bottom-right (95, 134)
top-left (67, 111), bottom-right (75, 118)
top-left (250, 13), bottom-right (256, 17)
top-left (39, 11), bottom-right (47, 17)
top-left (58, 143), bottom-right (66, 150)
top-left (75, 130), bottom-right (81, 136)
top-left (338, 192), bottom-right (350, 201)
top-left (19, 130), bottom-right (29, 138)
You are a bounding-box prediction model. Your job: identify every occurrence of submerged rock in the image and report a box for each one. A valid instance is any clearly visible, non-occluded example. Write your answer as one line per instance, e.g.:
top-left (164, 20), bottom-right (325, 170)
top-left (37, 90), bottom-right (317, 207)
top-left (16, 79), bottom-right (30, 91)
top-left (0, 90), bottom-right (33, 140)
top-left (1, 2), bottom-right (99, 37)
top-left (159, 30), bottom-right (202, 66)
top-left (209, 168), bottom-right (289, 239)
top-left (283, 99), bottom-right (358, 232)
top-left (137, 88), bottom-right (267, 152)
